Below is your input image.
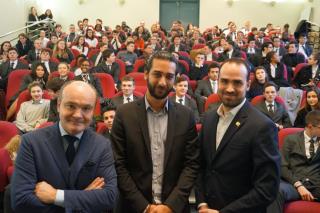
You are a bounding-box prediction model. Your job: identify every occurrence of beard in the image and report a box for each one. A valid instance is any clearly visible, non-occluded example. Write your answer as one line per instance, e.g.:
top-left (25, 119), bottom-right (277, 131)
top-left (147, 80), bottom-right (171, 100)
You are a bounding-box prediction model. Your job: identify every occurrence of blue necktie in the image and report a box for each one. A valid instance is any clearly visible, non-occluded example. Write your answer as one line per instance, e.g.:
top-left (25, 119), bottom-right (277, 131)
top-left (64, 135), bottom-right (77, 165)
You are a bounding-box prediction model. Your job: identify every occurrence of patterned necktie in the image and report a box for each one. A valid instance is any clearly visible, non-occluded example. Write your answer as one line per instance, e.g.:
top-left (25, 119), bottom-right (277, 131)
top-left (36, 51), bottom-right (40, 60)
top-left (64, 135), bottom-right (77, 165)
top-left (309, 139), bottom-right (315, 159)
top-left (10, 62), bottom-right (14, 70)
top-left (126, 97), bottom-right (131, 103)
top-left (82, 74), bottom-right (89, 83)
top-left (268, 104), bottom-right (274, 114)
top-left (178, 98), bottom-right (183, 105)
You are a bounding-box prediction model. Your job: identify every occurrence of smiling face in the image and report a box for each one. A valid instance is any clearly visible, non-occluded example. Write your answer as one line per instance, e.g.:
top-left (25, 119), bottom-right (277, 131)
top-left (307, 91), bottom-right (319, 108)
top-left (30, 85), bottom-right (43, 102)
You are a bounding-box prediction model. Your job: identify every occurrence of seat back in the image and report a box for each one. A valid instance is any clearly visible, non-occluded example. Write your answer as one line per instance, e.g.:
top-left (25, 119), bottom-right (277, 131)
top-left (178, 60), bottom-right (190, 73)
top-left (127, 72), bottom-right (147, 87)
top-left (278, 128), bottom-right (304, 149)
top-left (178, 51), bottom-right (190, 58)
top-left (132, 59), bottom-right (145, 73)
top-left (70, 48), bottom-right (80, 58)
top-left (88, 49), bottom-right (100, 60)
top-left (205, 94), bottom-right (221, 111)
top-left (93, 73), bottom-right (116, 98)
top-left (96, 122), bottom-right (107, 134)
top-left (5, 69), bottom-right (31, 107)
top-left (0, 148), bottom-right (12, 192)
top-left (0, 121), bottom-right (19, 148)
top-left (293, 63), bottom-right (308, 79)
top-left (115, 59), bottom-right (127, 80)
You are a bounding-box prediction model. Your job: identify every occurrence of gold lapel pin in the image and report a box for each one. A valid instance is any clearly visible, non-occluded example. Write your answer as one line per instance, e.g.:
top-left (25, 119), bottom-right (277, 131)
top-left (235, 121), bottom-right (241, 127)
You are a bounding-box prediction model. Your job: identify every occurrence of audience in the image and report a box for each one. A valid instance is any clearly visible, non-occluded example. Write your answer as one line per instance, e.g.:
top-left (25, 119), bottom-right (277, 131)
top-left (52, 39), bottom-right (74, 63)
top-left (15, 33), bottom-right (33, 58)
top-left (0, 41), bottom-right (12, 64)
top-left (247, 66), bottom-right (269, 101)
top-left (46, 78), bottom-right (65, 122)
top-left (117, 41), bottom-right (137, 73)
top-left (188, 51), bottom-right (208, 80)
top-left (263, 51), bottom-right (289, 87)
top-left (101, 104), bottom-right (117, 140)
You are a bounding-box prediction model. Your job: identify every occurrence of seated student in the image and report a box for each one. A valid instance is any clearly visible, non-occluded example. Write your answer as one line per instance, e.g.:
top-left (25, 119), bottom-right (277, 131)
top-left (217, 39), bottom-right (242, 62)
top-left (31, 48), bottom-right (58, 73)
top-left (246, 38), bottom-right (261, 67)
top-left (15, 82), bottom-right (50, 133)
top-left (46, 78), bottom-right (65, 122)
top-left (267, 110), bottom-right (320, 213)
top-left (71, 35), bottom-right (89, 56)
top-left (39, 30), bottom-right (50, 49)
top-left (46, 34), bottom-right (58, 50)
top-left (52, 39), bottom-right (74, 64)
top-left (15, 33), bottom-right (33, 58)
top-left (195, 62), bottom-right (220, 114)
top-left (74, 59), bottom-right (103, 97)
top-left (56, 62), bottom-right (73, 82)
top-left (188, 52), bottom-right (208, 80)
top-left (0, 47), bottom-right (29, 90)
top-left (170, 75), bottom-right (200, 123)
top-left (294, 52), bottom-right (320, 89)
top-left (263, 51), bottom-right (290, 87)
top-left (254, 82), bottom-right (292, 130)
top-left (85, 28), bottom-right (99, 49)
top-left (247, 66), bottom-right (269, 101)
top-left (72, 54), bottom-right (87, 75)
top-left (101, 104), bottom-right (117, 140)
top-left (257, 41), bottom-right (274, 66)
top-left (27, 39), bottom-right (42, 63)
top-left (203, 44), bottom-right (218, 62)
top-left (272, 36), bottom-right (287, 60)
top-left (111, 75), bottom-right (139, 108)
top-left (90, 42), bottom-right (108, 66)
top-left (92, 49), bottom-right (120, 85)
top-left (297, 34), bottom-right (313, 59)
top-left (117, 41), bottom-right (137, 73)
top-left (167, 35), bottom-right (187, 52)
top-left (294, 87), bottom-right (320, 127)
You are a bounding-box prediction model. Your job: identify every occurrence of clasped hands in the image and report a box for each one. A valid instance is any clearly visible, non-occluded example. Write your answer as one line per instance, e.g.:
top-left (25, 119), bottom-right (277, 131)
top-left (34, 177), bottom-right (105, 204)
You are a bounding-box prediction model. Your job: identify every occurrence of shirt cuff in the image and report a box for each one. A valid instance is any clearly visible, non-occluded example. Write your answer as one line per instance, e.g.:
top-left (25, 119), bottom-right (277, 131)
top-left (198, 202), bottom-right (208, 209)
top-left (54, 189), bottom-right (65, 207)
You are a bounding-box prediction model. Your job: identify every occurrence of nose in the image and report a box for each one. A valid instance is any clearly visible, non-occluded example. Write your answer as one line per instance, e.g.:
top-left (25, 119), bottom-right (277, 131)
top-left (73, 107), bottom-right (82, 118)
top-left (225, 83), bottom-right (235, 93)
top-left (158, 75), bottom-right (167, 86)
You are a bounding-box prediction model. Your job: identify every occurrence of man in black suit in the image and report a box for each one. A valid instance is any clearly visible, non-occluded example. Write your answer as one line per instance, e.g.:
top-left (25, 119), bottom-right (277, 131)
top-left (167, 35), bottom-right (187, 53)
top-left (74, 59), bottom-right (104, 97)
top-left (273, 36), bottom-right (287, 59)
top-left (188, 52), bottom-right (209, 80)
top-left (195, 58), bottom-right (280, 213)
top-left (27, 39), bottom-right (42, 63)
top-left (246, 39), bottom-right (261, 67)
top-left (15, 33), bottom-right (33, 58)
top-left (92, 49), bottom-right (120, 85)
top-left (294, 52), bottom-right (320, 89)
top-left (111, 51), bottom-right (199, 213)
top-left (170, 75), bottom-right (200, 123)
top-left (90, 42), bottom-right (108, 66)
top-left (267, 110), bottom-right (320, 213)
top-left (297, 34), bottom-right (313, 59)
top-left (254, 82), bottom-right (292, 130)
top-left (0, 47), bottom-right (29, 90)
top-left (217, 39), bottom-right (242, 63)
top-left (31, 48), bottom-right (58, 73)
top-left (195, 63), bottom-right (220, 114)
top-left (101, 104), bottom-right (116, 140)
top-left (111, 75), bottom-right (139, 108)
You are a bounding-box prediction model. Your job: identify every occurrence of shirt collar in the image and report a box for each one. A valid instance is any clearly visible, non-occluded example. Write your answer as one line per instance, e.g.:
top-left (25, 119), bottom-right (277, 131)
top-left (32, 99), bottom-right (44, 104)
top-left (217, 98), bottom-right (246, 118)
top-left (265, 100), bottom-right (275, 107)
top-left (175, 95), bottom-right (185, 102)
top-left (304, 131), bottom-right (317, 143)
top-left (145, 96), bottom-right (168, 113)
top-left (123, 94), bottom-right (134, 100)
top-left (59, 122), bottom-right (83, 139)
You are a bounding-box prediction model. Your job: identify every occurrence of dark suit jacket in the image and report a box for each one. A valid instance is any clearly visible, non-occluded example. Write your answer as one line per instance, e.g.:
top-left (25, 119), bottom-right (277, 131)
top-left (11, 124), bottom-right (118, 212)
top-left (169, 95), bottom-right (200, 123)
top-left (194, 79), bottom-right (215, 113)
top-left (217, 49), bottom-right (242, 62)
top-left (167, 44), bottom-right (187, 52)
top-left (0, 60), bottom-right (29, 90)
top-left (111, 95), bottom-right (139, 108)
top-left (48, 99), bottom-right (58, 122)
top-left (195, 101), bottom-right (280, 213)
top-left (74, 74), bottom-right (104, 97)
top-left (294, 65), bottom-right (320, 89)
top-left (281, 131), bottom-right (320, 186)
top-left (90, 52), bottom-right (104, 66)
top-left (91, 62), bottom-right (120, 84)
top-left (263, 62), bottom-right (290, 87)
top-left (31, 60), bottom-right (58, 73)
top-left (111, 98), bottom-right (200, 213)
top-left (188, 64), bottom-right (209, 80)
top-left (27, 49), bottom-right (41, 63)
top-left (255, 101), bottom-right (292, 128)
top-left (15, 39), bottom-right (34, 57)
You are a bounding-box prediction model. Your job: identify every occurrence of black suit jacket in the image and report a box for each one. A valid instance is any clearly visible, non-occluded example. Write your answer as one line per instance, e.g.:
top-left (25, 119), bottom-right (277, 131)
top-left (188, 64), bottom-right (209, 80)
top-left (195, 101), bottom-right (280, 213)
top-left (91, 62), bottom-right (120, 84)
top-left (111, 98), bottom-right (199, 213)
top-left (217, 49), bottom-right (242, 62)
top-left (294, 65), bottom-right (320, 89)
top-left (169, 95), bottom-right (200, 123)
top-left (15, 39), bottom-right (34, 57)
top-left (0, 60), bottom-right (29, 90)
top-left (281, 131), bottom-right (320, 186)
top-left (31, 60), bottom-right (58, 73)
top-left (255, 101), bottom-right (292, 128)
top-left (194, 79), bottom-right (215, 113)
top-left (111, 95), bottom-right (139, 108)
top-left (263, 62), bottom-right (290, 87)
top-left (74, 74), bottom-right (104, 97)
top-left (167, 44), bottom-right (187, 52)
top-left (27, 49), bottom-right (41, 63)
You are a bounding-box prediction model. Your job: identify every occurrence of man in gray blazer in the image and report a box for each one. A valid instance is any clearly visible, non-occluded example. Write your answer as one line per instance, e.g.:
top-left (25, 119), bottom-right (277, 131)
top-left (194, 63), bottom-right (220, 114)
top-left (267, 110), bottom-right (320, 213)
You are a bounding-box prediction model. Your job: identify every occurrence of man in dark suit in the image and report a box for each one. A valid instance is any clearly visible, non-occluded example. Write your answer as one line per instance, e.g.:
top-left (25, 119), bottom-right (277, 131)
top-left (188, 52), bottom-right (209, 80)
top-left (15, 33), bottom-right (33, 58)
top-left (111, 51), bottom-right (199, 213)
top-left (246, 39), bottom-right (261, 67)
top-left (0, 47), bottom-right (29, 90)
top-left (267, 110), bottom-right (320, 213)
top-left (195, 58), bottom-right (280, 213)
top-left (297, 34), bottom-right (313, 59)
top-left (273, 36), bottom-right (287, 59)
top-left (11, 81), bottom-right (118, 212)
top-left (170, 75), bottom-right (200, 123)
top-left (294, 52), bottom-right (320, 89)
top-left (90, 42), bottom-right (108, 66)
top-left (101, 104), bottom-right (116, 140)
top-left (167, 35), bottom-right (187, 52)
top-left (111, 75), bottom-right (139, 108)
top-left (74, 59), bottom-right (104, 97)
top-left (195, 62), bottom-right (220, 114)
top-left (217, 39), bottom-right (242, 62)
top-left (254, 82), bottom-right (292, 130)
top-left (92, 49), bottom-right (120, 85)
top-left (27, 38), bottom-right (42, 63)
top-left (31, 48), bottom-right (58, 73)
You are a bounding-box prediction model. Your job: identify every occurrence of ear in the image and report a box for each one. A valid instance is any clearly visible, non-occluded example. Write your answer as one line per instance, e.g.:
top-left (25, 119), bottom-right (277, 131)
top-left (246, 79), bottom-right (251, 92)
top-left (144, 70), bottom-right (148, 80)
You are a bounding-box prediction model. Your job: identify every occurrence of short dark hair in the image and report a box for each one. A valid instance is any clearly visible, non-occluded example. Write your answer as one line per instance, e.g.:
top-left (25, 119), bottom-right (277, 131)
top-left (174, 75), bottom-right (189, 85)
top-left (220, 58), bottom-right (250, 81)
top-left (262, 42), bottom-right (273, 51)
top-left (145, 51), bottom-right (177, 73)
top-left (102, 103), bottom-right (117, 115)
top-left (8, 47), bottom-right (18, 53)
top-left (305, 110), bottom-right (320, 127)
top-left (41, 48), bottom-right (52, 56)
top-left (266, 51), bottom-right (276, 63)
top-left (121, 75), bottom-right (135, 85)
top-left (311, 52), bottom-right (320, 64)
top-left (102, 49), bottom-right (114, 60)
top-left (288, 41), bottom-right (297, 48)
top-left (208, 62), bottom-right (220, 70)
top-left (28, 81), bottom-right (43, 93)
top-left (46, 78), bottom-right (65, 92)
top-left (263, 81), bottom-right (278, 92)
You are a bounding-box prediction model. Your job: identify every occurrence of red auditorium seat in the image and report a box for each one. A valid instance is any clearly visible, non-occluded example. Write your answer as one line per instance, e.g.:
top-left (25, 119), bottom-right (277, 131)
top-left (204, 94), bottom-right (221, 111)
top-left (127, 72), bottom-right (147, 87)
top-left (0, 121), bottom-right (19, 148)
top-left (48, 71), bottom-right (75, 81)
top-left (293, 63), bottom-right (308, 79)
top-left (178, 51), bottom-right (190, 59)
top-left (178, 60), bottom-right (190, 73)
top-left (93, 73), bottom-right (116, 98)
top-left (115, 59), bottom-right (127, 80)
top-left (96, 122), bottom-right (107, 134)
top-left (132, 59), bottom-right (145, 73)
top-left (0, 148), bottom-right (12, 193)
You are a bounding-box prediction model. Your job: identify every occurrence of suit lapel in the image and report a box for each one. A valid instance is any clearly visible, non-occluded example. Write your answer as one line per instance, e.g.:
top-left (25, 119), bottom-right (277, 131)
top-left (212, 102), bottom-right (249, 161)
top-left (164, 101), bottom-right (176, 169)
top-left (299, 132), bottom-right (307, 159)
top-left (137, 99), bottom-right (152, 156)
top-left (206, 80), bottom-right (214, 94)
top-left (209, 112), bottom-right (219, 161)
top-left (44, 124), bottom-right (69, 183)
